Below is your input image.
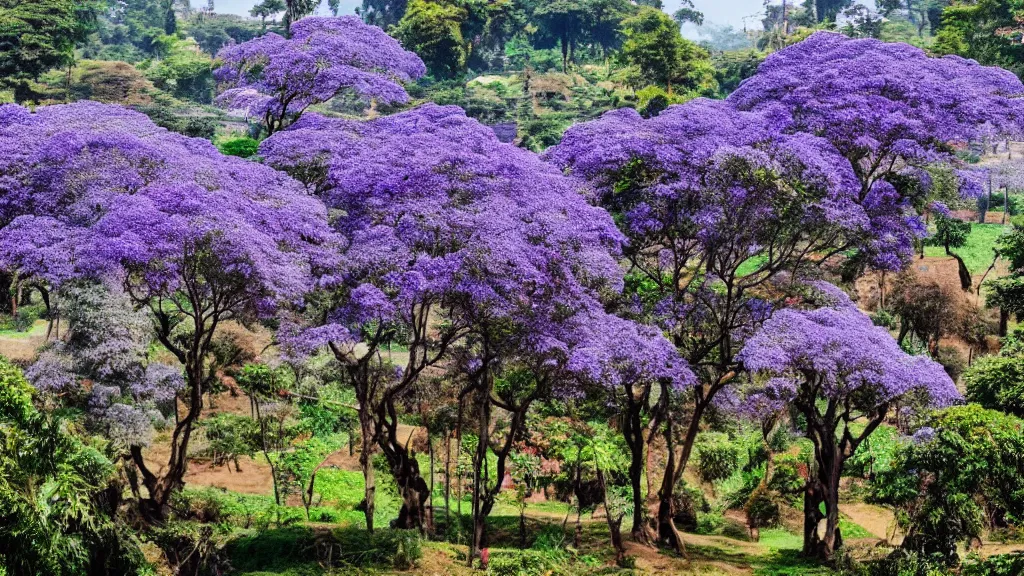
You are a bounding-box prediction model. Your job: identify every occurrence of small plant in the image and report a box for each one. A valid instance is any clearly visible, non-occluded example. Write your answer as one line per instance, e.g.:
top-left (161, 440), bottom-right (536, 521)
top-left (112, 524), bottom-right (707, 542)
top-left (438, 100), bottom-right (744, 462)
top-left (218, 136), bottom-right (260, 158)
top-left (696, 432), bottom-right (741, 484)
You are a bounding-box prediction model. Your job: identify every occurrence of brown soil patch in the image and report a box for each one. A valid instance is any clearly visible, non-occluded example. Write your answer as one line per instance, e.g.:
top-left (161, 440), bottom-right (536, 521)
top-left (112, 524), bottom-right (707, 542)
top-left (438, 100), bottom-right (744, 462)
top-left (841, 503), bottom-right (900, 544)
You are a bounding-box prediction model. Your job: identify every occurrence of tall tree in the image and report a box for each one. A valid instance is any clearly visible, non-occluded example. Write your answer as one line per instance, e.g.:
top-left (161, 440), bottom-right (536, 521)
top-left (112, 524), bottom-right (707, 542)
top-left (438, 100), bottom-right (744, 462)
top-left (259, 104), bottom-right (666, 542)
top-left (729, 32), bottom-right (1024, 273)
top-left (0, 102), bottom-right (335, 522)
top-left (360, 0), bottom-right (409, 27)
top-left (618, 6), bottom-right (715, 95)
top-left (250, 0), bottom-right (285, 32)
top-left (0, 0), bottom-right (95, 101)
top-left (549, 98), bottom-right (886, 553)
top-left (739, 282), bottom-right (958, 558)
top-left (215, 16), bottom-right (425, 135)
top-left (394, 0), bottom-right (468, 78)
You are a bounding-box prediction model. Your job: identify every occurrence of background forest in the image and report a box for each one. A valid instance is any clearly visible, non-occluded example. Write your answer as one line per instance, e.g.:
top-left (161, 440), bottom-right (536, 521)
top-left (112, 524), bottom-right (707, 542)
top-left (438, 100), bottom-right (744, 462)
top-left (3, 1), bottom-right (1024, 576)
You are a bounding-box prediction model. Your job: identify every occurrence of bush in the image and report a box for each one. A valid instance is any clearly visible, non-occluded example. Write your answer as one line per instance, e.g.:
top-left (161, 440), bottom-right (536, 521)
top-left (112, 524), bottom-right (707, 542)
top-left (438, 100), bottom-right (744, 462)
top-left (744, 484), bottom-right (780, 530)
top-left (332, 528), bottom-right (422, 569)
top-left (133, 104), bottom-right (217, 139)
top-left (696, 432), bottom-right (741, 484)
top-left (218, 137), bottom-right (260, 158)
top-left (487, 549), bottom-right (558, 576)
top-left (867, 549), bottom-right (948, 576)
top-left (962, 552), bottom-right (1024, 576)
top-left (871, 309), bottom-right (897, 330)
top-left (695, 511), bottom-right (724, 535)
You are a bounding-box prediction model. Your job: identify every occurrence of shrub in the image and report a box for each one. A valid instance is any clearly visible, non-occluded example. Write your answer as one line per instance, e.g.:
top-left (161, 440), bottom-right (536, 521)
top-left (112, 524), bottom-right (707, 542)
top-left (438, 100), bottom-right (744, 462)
top-left (487, 549), bottom-right (557, 576)
top-left (695, 511), bottom-right (724, 535)
top-left (332, 528), bottom-right (422, 569)
top-left (696, 432), bottom-right (741, 484)
top-left (961, 552), bottom-right (1024, 576)
top-left (218, 137), bottom-right (260, 158)
top-left (744, 484), bottom-right (780, 530)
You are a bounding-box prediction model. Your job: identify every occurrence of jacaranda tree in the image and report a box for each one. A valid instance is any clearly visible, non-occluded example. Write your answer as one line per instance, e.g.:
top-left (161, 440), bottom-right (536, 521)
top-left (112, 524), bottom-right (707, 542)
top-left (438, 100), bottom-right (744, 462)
top-left (260, 104), bottom-right (692, 559)
top-left (547, 98), bottom-right (885, 552)
top-left (214, 16), bottom-right (425, 135)
top-left (0, 101), bottom-right (335, 522)
top-left (729, 31), bottom-right (1024, 271)
top-left (738, 282), bottom-right (959, 558)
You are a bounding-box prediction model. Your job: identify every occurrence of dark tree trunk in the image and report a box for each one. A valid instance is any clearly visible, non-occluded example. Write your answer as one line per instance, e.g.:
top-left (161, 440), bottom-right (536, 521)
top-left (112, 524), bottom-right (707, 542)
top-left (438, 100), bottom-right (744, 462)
top-left (623, 385), bottom-right (654, 544)
top-left (359, 407), bottom-right (377, 532)
top-left (598, 467), bottom-right (626, 565)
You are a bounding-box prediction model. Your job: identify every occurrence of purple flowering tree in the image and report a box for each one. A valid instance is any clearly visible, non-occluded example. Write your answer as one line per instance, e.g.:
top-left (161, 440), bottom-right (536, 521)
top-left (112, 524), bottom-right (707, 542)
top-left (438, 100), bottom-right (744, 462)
top-left (214, 16), bottom-right (425, 135)
top-left (0, 102), bottom-right (335, 522)
top-left (548, 98), bottom-right (881, 552)
top-left (260, 105), bottom-right (690, 555)
top-left (738, 282), bottom-right (959, 558)
top-left (729, 32), bottom-right (1024, 271)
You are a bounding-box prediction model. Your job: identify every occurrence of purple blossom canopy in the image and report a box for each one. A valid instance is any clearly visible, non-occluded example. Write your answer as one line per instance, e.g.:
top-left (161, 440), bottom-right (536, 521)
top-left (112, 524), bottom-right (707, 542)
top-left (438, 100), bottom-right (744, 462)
top-left (729, 32), bottom-right (1024, 155)
top-left (214, 16), bottom-right (425, 132)
top-left (548, 97), bottom-right (923, 271)
top-left (728, 33), bottom-right (1024, 257)
top-left (0, 101), bottom-right (336, 315)
top-left (737, 283), bottom-right (961, 410)
top-left (262, 103), bottom-right (693, 387)
top-left (263, 104), bottom-right (626, 324)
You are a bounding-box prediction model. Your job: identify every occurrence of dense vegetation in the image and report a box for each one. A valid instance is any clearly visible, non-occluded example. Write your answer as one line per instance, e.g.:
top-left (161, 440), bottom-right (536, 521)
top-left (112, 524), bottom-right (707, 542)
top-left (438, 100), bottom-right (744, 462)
top-left (4, 1), bottom-right (1024, 575)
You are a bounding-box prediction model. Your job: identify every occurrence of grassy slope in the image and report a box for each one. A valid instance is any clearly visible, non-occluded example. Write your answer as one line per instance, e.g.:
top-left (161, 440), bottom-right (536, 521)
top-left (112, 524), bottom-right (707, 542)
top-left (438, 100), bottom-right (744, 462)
top-left (925, 222), bottom-right (1008, 275)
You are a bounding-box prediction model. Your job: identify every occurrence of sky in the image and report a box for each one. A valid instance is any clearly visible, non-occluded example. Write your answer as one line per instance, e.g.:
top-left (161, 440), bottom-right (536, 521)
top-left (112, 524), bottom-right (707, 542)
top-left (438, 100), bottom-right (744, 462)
top-left (211, 0), bottom-right (771, 30)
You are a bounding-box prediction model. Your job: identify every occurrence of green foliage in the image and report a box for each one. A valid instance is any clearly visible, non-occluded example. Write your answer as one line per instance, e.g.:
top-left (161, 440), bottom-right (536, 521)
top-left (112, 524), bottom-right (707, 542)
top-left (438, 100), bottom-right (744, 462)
top-left (0, 0), bottom-right (93, 99)
top-left (845, 424), bottom-right (901, 478)
top-left (696, 432), bottom-right (741, 484)
top-left (872, 405), bottom-right (1024, 561)
top-left (961, 552), bottom-right (1024, 576)
top-left (396, 0), bottom-right (468, 79)
top-left (331, 528), bottom-right (422, 568)
top-left (218, 137), bottom-right (261, 158)
top-left (964, 354), bottom-right (1024, 417)
top-left (139, 36), bottom-right (213, 103)
top-left (618, 6), bottom-right (716, 96)
top-left (487, 549), bottom-right (561, 576)
top-left (0, 357), bottom-right (148, 576)
top-left (133, 104), bottom-right (217, 139)
top-left (711, 49), bottom-right (764, 97)
top-left (200, 413), bottom-right (260, 468)
top-left (926, 215), bottom-right (971, 255)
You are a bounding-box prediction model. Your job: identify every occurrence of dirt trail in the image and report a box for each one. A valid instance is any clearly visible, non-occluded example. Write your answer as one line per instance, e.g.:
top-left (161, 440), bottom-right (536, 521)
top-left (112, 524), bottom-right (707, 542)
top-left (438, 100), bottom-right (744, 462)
top-left (841, 503), bottom-right (900, 543)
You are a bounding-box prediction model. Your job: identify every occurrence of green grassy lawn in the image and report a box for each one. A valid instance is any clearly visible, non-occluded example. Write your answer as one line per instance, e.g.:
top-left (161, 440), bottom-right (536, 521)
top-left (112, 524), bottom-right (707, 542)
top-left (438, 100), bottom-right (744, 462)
top-left (924, 222), bottom-right (1008, 275)
top-left (0, 319), bottom-right (47, 339)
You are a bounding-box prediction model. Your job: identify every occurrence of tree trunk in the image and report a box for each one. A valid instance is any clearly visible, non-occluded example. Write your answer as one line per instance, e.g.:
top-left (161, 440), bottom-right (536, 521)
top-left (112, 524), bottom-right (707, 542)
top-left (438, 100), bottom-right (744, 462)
top-left (359, 409), bottom-right (377, 532)
top-left (598, 467), bottom-right (626, 565)
top-left (624, 388), bottom-right (654, 544)
top-left (469, 378), bottom-right (491, 566)
top-left (656, 415), bottom-right (686, 556)
top-left (390, 446), bottom-right (430, 533)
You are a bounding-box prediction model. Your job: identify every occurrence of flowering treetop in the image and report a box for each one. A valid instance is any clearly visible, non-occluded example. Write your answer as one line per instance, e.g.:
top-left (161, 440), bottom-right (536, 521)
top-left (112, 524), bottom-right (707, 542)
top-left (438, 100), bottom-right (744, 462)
top-left (215, 16), bottom-right (426, 134)
top-left (729, 32), bottom-right (1024, 223)
top-left (737, 282), bottom-right (960, 412)
top-left (0, 101), bottom-right (335, 316)
top-left (263, 103), bottom-right (690, 387)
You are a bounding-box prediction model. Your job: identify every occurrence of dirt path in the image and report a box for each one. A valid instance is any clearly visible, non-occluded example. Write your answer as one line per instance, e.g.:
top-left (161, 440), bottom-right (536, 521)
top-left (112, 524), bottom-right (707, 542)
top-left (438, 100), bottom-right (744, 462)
top-left (841, 503), bottom-right (900, 543)
top-left (0, 320), bottom-right (48, 362)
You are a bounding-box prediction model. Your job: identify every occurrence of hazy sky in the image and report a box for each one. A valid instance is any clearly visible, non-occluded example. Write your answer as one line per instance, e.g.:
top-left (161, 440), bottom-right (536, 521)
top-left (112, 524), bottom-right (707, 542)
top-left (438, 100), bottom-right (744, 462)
top-left (211, 0), bottom-right (769, 31)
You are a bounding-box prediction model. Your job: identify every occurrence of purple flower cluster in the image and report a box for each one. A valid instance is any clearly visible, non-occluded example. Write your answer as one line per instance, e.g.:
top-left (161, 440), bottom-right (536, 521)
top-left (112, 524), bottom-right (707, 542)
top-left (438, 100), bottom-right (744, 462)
top-left (728, 32), bottom-right (1024, 266)
top-left (737, 283), bottom-right (960, 410)
top-left (215, 16), bottom-right (425, 133)
top-left (0, 101), bottom-right (336, 317)
top-left (261, 103), bottom-right (692, 388)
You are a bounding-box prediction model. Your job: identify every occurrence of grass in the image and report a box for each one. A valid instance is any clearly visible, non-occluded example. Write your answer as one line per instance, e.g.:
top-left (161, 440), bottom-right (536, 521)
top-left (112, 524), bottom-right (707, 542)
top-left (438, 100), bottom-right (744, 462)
top-left (924, 222), bottom-right (1008, 275)
top-left (0, 319), bottom-right (47, 339)
top-left (759, 529), bottom-right (804, 550)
